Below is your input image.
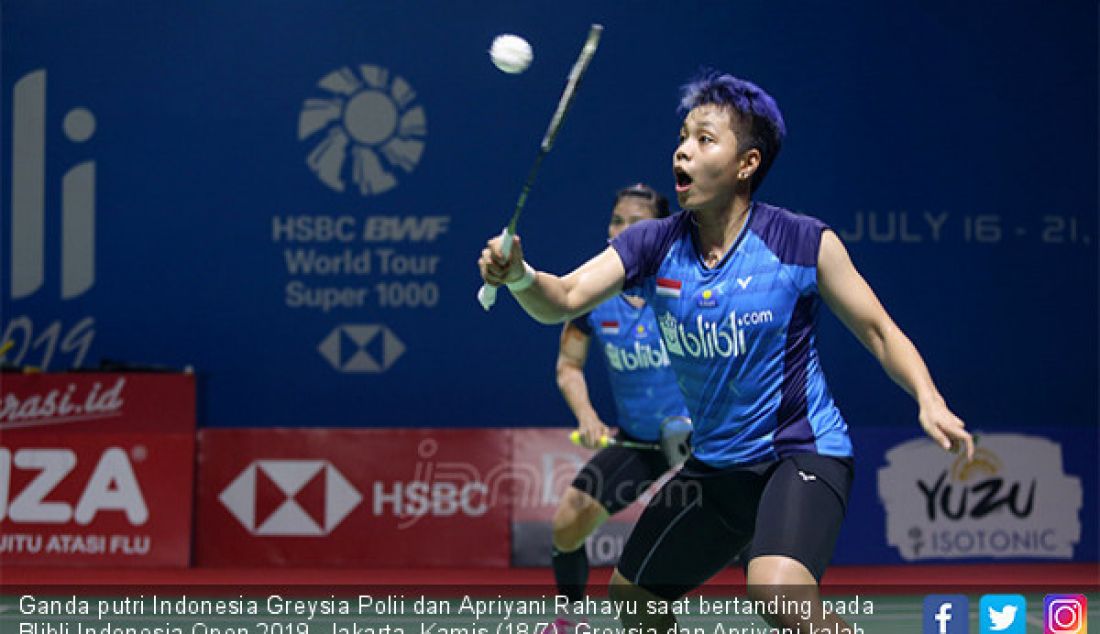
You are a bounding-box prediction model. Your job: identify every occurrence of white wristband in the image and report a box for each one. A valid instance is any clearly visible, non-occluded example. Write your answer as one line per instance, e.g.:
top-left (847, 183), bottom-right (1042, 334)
top-left (506, 261), bottom-right (537, 292)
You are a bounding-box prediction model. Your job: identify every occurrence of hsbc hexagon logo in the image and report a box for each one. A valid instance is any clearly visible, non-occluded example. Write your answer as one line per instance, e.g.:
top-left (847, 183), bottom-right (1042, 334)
top-left (318, 324), bottom-right (405, 373)
top-left (218, 460), bottom-right (361, 536)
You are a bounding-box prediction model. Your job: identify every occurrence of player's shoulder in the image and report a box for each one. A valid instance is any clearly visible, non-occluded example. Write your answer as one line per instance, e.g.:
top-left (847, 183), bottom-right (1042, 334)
top-left (624, 209), bottom-right (692, 240)
top-left (748, 201), bottom-right (831, 267)
top-left (613, 210), bottom-right (691, 257)
top-left (750, 201), bottom-right (829, 233)
top-left (611, 211), bottom-right (694, 289)
top-left (611, 210), bottom-right (690, 263)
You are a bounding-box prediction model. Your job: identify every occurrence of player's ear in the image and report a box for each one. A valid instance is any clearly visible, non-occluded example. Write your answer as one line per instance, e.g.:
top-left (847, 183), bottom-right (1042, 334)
top-left (737, 148), bottom-right (762, 181)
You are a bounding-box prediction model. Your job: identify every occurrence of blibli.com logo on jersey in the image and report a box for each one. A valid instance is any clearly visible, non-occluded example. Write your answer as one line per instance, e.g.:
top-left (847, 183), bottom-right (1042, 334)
top-left (658, 309), bottom-right (773, 359)
top-left (603, 340), bottom-right (671, 372)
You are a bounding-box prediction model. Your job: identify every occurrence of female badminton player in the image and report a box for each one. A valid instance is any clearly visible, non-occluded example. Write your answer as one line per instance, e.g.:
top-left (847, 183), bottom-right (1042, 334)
top-left (478, 69), bottom-right (973, 630)
top-left (546, 184), bottom-right (688, 632)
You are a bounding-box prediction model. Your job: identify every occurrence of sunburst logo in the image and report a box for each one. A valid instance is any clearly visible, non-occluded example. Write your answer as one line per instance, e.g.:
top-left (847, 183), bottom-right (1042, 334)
top-left (298, 65), bottom-right (427, 196)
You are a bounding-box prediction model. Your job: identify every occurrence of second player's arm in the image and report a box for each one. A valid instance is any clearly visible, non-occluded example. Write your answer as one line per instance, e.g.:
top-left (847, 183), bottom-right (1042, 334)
top-left (557, 323), bottom-right (610, 448)
top-left (816, 230), bottom-right (974, 459)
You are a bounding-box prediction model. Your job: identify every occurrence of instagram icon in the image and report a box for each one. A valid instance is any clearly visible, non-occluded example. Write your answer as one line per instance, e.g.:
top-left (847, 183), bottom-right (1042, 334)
top-left (1045, 595), bottom-right (1087, 634)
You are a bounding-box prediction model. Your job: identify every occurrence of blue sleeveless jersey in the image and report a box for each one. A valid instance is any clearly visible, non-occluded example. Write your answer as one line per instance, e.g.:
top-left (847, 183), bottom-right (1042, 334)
top-left (610, 202), bottom-right (852, 466)
top-left (571, 297), bottom-right (690, 442)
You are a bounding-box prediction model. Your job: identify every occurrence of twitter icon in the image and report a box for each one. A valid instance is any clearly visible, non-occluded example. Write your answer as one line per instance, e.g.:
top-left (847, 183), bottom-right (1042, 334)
top-left (980, 594), bottom-right (1026, 634)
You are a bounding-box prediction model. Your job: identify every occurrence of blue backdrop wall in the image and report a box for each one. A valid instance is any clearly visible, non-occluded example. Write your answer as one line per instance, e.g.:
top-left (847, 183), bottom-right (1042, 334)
top-left (5, 0), bottom-right (1097, 567)
top-left (3, 1), bottom-right (1095, 433)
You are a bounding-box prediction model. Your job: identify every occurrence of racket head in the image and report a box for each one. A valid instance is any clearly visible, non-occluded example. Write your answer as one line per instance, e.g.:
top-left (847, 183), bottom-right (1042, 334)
top-left (658, 415), bottom-right (693, 467)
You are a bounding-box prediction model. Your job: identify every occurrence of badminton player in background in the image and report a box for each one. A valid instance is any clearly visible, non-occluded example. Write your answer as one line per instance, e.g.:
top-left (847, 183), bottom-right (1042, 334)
top-left (547, 184), bottom-right (689, 632)
top-left (478, 70), bottom-right (973, 630)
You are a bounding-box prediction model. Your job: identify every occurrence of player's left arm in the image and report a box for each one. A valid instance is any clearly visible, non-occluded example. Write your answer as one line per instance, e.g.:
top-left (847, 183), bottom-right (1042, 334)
top-left (816, 230), bottom-right (973, 460)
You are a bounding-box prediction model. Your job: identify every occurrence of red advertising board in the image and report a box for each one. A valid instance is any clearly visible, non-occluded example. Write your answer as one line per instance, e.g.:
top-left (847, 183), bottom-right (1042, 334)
top-left (195, 428), bottom-right (512, 567)
top-left (0, 373), bottom-right (196, 566)
top-left (510, 429), bottom-right (672, 566)
top-left (511, 429), bottom-right (659, 523)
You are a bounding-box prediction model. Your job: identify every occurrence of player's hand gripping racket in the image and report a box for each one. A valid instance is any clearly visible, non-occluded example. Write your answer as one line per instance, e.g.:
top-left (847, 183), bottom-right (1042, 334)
top-left (478, 24), bottom-right (603, 310)
top-left (569, 415), bottom-right (693, 468)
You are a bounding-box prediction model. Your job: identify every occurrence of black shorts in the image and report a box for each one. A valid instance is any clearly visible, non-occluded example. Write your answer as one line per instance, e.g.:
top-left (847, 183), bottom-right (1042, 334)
top-left (571, 432), bottom-right (672, 515)
top-left (616, 452), bottom-right (854, 600)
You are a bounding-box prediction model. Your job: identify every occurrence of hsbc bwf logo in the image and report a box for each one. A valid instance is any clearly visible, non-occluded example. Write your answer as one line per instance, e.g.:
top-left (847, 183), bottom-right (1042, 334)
top-left (9, 69), bottom-right (96, 300)
top-left (219, 460), bottom-right (362, 536)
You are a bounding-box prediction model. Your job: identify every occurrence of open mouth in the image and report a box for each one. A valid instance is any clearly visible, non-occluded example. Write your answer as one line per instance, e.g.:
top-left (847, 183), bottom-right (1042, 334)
top-left (674, 167), bottom-right (693, 193)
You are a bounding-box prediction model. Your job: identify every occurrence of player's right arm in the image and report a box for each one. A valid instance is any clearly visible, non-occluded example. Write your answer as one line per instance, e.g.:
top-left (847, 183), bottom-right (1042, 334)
top-left (556, 321), bottom-right (610, 448)
top-left (478, 235), bottom-right (625, 323)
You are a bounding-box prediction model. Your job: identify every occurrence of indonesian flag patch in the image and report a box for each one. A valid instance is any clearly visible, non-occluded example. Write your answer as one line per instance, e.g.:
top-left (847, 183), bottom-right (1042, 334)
top-left (656, 277), bottom-right (682, 298)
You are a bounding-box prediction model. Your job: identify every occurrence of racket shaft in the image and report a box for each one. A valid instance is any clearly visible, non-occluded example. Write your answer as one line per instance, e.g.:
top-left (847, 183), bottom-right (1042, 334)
top-left (569, 431), bottom-right (657, 451)
top-left (616, 439), bottom-right (660, 450)
top-left (478, 24), bottom-right (602, 311)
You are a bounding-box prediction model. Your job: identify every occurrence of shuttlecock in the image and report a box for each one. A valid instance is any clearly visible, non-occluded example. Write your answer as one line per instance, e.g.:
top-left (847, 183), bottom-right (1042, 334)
top-left (489, 34), bottom-right (533, 74)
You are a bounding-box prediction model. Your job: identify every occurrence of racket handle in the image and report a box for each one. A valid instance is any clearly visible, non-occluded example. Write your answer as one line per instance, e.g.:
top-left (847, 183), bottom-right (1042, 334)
top-left (476, 284), bottom-right (498, 310)
top-left (477, 227), bottom-right (516, 311)
top-left (499, 228), bottom-right (515, 258)
top-left (569, 430), bottom-right (611, 448)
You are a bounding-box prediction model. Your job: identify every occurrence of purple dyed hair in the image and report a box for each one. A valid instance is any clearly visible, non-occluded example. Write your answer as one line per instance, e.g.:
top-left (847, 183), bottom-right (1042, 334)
top-left (679, 69), bottom-right (787, 193)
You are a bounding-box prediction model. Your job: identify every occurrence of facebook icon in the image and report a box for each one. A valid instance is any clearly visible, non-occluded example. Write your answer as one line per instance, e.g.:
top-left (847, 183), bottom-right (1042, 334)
top-left (924, 595), bottom-right (969, 633)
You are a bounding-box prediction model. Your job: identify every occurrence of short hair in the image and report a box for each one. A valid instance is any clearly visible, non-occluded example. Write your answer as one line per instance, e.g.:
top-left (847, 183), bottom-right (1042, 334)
top-left (615, 183), bottom-right (671, 218)
top-left (679, 69), bottom-right (786, 194)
